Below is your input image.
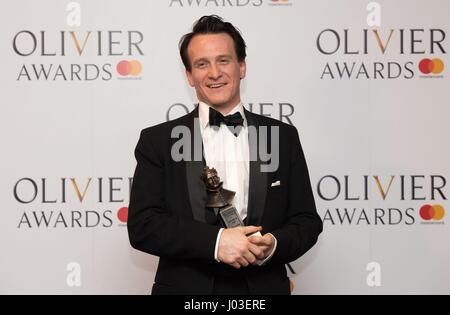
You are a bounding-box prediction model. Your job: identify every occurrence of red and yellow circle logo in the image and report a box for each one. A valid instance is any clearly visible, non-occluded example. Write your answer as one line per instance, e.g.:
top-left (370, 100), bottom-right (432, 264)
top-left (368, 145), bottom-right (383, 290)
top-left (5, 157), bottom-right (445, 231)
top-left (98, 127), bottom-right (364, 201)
top-left (419, 204), bottom-right (445, 221)
top-left (418, 58), bottom-right (444, 74)
top-left (117, 207), bottom-right (128, 223)
top-left (117, 60), bottom-right (142, 76)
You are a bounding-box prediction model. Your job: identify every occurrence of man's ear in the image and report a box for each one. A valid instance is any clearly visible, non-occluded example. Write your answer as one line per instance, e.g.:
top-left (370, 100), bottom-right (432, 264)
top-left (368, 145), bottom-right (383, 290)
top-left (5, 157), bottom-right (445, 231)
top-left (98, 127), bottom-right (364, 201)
top-left (186, 69), bottom-right (195, 87)
top-left (239, 60), bottom-right (247, 80)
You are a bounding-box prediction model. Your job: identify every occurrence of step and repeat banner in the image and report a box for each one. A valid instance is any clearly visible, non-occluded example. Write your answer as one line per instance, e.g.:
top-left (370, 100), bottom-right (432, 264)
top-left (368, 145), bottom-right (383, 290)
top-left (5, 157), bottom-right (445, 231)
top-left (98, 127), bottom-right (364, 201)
top-left (1, 0), bottom-right (449, 294)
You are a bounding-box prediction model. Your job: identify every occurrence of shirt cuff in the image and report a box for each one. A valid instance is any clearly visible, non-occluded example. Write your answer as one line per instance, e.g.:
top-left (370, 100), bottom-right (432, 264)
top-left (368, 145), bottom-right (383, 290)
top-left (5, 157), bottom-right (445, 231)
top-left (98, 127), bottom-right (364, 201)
top-left (214, 228), bottom-right (224, 262)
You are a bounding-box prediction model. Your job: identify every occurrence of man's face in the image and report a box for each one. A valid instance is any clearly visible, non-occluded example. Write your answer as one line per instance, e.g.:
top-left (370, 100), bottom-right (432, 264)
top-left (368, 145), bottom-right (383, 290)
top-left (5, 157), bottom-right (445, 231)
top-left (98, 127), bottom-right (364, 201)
top-left (186, 33), bottom-right (246, 112)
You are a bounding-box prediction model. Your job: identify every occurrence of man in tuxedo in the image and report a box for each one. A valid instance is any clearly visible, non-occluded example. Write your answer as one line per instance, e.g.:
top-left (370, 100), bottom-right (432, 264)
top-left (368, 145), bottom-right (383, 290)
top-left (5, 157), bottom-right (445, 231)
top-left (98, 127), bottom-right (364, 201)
top-left (127, 15), bottom-right (322, 295)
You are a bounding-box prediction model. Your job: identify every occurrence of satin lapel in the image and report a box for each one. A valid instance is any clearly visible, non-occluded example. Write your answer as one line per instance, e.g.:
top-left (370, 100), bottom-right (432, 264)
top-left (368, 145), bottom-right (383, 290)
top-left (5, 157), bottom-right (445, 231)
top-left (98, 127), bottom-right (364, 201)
top-left (184, 106), bottom-right (207, 222)
top-left (244, 109), bottom-right (268, 226)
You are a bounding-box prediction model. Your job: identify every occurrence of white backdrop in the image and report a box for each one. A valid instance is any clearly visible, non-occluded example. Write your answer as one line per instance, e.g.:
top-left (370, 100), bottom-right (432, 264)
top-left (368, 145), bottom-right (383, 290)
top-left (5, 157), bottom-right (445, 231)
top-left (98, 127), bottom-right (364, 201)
top-left (1, 0), bottom-right (449, 294)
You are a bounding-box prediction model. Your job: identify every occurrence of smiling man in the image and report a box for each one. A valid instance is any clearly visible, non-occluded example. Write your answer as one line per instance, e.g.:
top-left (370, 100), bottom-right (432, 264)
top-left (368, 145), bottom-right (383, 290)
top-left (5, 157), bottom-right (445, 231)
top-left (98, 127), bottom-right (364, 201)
top-left (127, 15), bottom-right (322, 295)
top-left (184, 32), bottom-right (245, 113)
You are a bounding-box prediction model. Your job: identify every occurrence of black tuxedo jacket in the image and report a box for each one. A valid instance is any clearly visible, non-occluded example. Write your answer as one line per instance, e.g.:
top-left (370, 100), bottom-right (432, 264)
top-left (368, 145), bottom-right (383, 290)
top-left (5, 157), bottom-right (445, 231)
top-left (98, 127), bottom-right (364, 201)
top-left (128, 106), bottom-right (322, 294)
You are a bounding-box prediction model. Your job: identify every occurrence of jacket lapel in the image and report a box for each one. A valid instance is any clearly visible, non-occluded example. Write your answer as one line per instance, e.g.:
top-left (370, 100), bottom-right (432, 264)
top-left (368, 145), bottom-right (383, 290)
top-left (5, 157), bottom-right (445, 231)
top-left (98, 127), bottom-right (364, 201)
top-left (244, 109), bottom-right (268, 226)
top-left (184, 106), bottom-right (207, 223)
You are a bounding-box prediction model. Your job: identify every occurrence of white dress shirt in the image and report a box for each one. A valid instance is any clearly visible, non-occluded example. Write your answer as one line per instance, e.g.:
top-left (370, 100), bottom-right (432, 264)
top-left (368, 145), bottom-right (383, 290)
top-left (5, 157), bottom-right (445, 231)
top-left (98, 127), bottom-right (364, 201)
top-left (198, 101), bottom-right (250, 220)
top-left (198, 102), bottom-right (276, 265)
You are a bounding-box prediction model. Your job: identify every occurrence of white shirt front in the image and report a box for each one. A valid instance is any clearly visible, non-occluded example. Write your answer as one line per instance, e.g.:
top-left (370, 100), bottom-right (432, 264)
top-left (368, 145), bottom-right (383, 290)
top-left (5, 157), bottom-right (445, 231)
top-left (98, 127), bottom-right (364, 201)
top-left (198, 101), bottom-right (250, 220)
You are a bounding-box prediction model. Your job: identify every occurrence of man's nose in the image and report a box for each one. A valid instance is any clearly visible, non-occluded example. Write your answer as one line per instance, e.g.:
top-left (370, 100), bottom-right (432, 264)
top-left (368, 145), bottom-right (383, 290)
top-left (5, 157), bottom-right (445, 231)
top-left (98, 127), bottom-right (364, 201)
top-left (208, 64), bottom-right (222, 80)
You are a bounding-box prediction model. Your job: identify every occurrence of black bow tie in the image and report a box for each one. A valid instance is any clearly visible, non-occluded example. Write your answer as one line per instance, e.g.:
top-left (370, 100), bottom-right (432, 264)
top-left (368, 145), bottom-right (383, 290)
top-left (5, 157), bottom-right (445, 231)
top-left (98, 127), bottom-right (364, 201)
top-left (209, 107), bottom-right (244, 128)
top-left (208, 107), bottom-right (244, 136)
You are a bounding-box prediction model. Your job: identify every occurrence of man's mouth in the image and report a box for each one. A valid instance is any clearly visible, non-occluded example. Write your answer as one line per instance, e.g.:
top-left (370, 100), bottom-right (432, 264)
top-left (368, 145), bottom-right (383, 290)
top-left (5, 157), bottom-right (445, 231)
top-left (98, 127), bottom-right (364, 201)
top-left (206, 83), bottom-right (227, 89)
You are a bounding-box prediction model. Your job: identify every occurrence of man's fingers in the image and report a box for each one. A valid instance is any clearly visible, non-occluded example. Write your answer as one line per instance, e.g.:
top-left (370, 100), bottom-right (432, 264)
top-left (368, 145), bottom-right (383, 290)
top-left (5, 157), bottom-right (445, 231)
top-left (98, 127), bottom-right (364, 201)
top-left (248, 243), bottom-right (264, 259)
top-left (237, 257), bottom-right (249, 267)
top-left (243, 225), bottom-right (262, 235)
top-left (261, 235), bottom-right (273, 246)
top-left (248, 235), bottom-right (262, 244)
top-left (242, 251), bottom-right (257, 265)
top-left (230, 262), bottom-right (241, 269)
top-left (249, 234), bottom-right (273, 245)
top-left (248, 236), bottom-right (270, 246)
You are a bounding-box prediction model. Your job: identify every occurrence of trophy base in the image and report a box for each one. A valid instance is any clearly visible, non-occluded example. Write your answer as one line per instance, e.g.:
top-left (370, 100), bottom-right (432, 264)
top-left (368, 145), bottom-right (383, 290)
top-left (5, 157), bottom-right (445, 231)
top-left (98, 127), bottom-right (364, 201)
top-left (218, 205), bottom-right (244, 228)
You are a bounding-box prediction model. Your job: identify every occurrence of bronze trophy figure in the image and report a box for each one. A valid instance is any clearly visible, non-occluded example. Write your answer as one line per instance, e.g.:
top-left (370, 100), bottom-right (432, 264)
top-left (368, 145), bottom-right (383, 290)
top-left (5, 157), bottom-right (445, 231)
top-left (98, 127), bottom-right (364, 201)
top-left (201, 166), bottom-right (244, 228)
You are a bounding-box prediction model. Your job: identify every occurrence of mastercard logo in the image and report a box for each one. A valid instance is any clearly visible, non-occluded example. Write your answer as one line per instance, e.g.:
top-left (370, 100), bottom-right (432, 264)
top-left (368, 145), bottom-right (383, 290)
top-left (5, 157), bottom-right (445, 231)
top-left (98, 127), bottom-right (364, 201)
top-left (116, 60), bottom-right (142, 76)
top-left (419, 204), bottom-right (445, 221)
top-left (117, 207), bottom-right (128, 223)
top-left (418, 58), bottom-right (444, 74)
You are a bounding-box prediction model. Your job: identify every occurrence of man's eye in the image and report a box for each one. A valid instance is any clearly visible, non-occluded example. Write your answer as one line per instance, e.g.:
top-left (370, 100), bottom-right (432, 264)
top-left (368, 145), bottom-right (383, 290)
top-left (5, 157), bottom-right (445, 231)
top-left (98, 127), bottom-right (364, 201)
top-left (219, 59), bottom-right (229, 64)
top-left (196, 63), bottom-right (206, 68)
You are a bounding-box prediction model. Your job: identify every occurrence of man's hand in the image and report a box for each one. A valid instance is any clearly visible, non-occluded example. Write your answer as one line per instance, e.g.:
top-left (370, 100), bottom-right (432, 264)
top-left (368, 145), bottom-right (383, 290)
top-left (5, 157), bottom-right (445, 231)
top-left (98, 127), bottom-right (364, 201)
top-left (248, 233), bottom-right (276, 262)
top-left (217, 226), bottom-right (264, 269)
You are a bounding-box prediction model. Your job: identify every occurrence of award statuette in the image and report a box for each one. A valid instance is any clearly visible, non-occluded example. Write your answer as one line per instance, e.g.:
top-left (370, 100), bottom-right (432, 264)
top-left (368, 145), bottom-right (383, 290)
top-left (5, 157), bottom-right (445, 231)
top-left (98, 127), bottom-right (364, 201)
top-left (200, 166), bottom-right (244, 228)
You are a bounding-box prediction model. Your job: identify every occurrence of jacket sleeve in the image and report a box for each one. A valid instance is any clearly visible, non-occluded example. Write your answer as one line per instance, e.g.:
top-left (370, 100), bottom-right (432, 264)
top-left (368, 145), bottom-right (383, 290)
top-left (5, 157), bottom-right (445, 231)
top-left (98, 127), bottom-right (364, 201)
top-left (127, 129), bottom-right (221, 262)
top-left (269, 126), bottom-right (323, 265)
